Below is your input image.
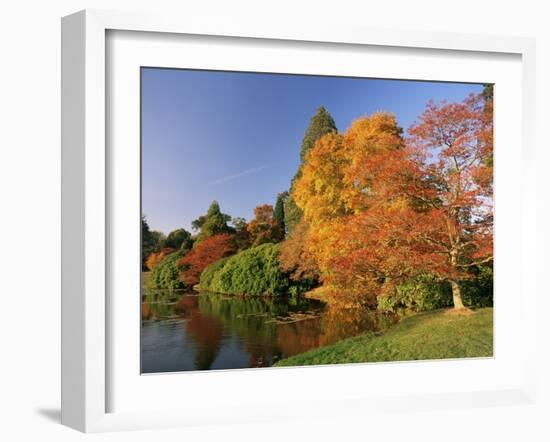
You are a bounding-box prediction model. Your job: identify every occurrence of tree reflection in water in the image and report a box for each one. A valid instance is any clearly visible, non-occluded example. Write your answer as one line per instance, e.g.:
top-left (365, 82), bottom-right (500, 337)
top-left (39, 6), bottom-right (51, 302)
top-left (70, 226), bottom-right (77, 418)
top-left (141, 291), bottom-right (395, 372)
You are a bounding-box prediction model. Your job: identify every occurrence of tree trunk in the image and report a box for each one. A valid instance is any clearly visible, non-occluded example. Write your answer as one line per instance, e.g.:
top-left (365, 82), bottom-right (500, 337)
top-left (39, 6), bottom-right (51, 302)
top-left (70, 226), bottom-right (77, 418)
top-left (450, 280), bottom-right (465, 309)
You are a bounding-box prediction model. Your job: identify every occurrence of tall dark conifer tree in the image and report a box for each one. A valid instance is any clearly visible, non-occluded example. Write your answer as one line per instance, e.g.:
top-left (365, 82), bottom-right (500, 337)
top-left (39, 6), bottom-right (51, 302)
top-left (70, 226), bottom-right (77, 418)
top-left (299, 106), bottom-right (337, 161)
top-left (285, 106), bottom-right (337, 234)
top-left (273, 191), bottom-right (288, 239)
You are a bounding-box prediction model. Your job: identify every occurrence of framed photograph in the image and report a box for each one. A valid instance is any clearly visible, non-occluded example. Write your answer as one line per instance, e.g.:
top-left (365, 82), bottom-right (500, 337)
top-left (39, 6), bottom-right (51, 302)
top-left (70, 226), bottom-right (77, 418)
top-left (61, 9), bottom-right (537, 432)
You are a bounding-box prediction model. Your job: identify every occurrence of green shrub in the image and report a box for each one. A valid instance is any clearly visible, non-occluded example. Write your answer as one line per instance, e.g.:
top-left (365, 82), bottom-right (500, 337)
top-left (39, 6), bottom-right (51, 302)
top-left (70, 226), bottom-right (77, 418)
top-left (377, 275), bottom-right (452, 314)
top-left (200, 243), bottom-right (314, 296)
top-left (147, 248), bottom-right (187, 290)
top-left (460, 265), bottom-right (493, 308)
top-left (214, 243), bottom-right (288, 295)
top-left (199, 256), bottom-right (230, 290)
top-left (288, 279), bottom-right (316, 297)
top-left (377, 266), bottom-right (493, 313)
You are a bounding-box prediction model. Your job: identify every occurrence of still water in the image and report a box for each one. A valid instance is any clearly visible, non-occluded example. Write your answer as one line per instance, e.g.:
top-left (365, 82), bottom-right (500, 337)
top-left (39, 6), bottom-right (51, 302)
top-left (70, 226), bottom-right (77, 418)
top-left (141, 291), bottom-right (390, 373)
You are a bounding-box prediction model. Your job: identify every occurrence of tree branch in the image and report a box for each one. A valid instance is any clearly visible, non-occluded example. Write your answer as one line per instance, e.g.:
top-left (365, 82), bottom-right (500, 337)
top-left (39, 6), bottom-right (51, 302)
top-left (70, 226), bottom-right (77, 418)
top-left (457, 256), bottom-right (493, 268)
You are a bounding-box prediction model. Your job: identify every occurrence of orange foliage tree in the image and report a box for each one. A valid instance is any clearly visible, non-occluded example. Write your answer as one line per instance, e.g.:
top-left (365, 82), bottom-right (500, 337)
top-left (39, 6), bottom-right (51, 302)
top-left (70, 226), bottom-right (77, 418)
top-left (400, 93), bottom-right (493, 308)
top-left (292, 113), bottom-right (403, 305)
top-left (292, 98), bottom-right (493, 310)
top-left (279, 219), bottom-right (319, 282)
top-left (145, 247), bottom-right (175, 271)
top-left (178, 234), bottom-right (236, 287)
top-left (247, 204), bottom-right (281, 247)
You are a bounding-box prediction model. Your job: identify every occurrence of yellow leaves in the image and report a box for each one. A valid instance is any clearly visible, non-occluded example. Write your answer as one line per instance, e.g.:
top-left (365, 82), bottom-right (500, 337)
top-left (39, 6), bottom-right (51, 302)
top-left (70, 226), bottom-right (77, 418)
top-left (292, 132), bottom-right (348, 224)
top-left (288, 112), bottom-right (407, 303)
top-left (343, 112), bottom-right (402, 156)
top-left (293, 112), bottom-right (404, 228)
top-left (341, 113), bottom-right (404, 213)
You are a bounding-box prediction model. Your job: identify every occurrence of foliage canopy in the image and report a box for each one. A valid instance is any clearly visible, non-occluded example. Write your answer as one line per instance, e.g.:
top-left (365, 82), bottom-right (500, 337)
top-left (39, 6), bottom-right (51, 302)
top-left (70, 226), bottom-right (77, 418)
top-left (291, 96), bottom-right (493, 309)
top-left (285, 106), bottom-right (338, 235)
top-left (178, 233), bottom-right (237, 287)
top-left (200, 243), bottom-right (312, 296)
top-left (147, 247), bottom-right (188, 290)
top-left (192, 201), bottom-right (234, 243)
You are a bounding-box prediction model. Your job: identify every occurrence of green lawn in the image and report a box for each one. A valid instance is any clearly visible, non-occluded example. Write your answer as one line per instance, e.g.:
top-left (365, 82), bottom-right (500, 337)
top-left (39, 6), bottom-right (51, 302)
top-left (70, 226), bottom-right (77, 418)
top-left (275, 308), bottom-right (493, 367)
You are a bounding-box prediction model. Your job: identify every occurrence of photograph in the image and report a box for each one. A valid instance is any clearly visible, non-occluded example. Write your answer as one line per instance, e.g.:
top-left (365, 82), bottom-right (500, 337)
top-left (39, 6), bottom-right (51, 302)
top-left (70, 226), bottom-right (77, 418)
top-left (140, 68), bottom-right (494, 374)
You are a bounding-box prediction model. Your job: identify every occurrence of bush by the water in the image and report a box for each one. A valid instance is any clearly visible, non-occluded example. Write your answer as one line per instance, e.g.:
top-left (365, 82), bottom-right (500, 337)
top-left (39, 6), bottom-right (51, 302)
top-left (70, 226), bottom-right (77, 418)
top-left (147, 248), bottom-right (187, 290)
top-left (199, 256), bottom-right (230, 290)
top-left (200, 243), bottom-right (311, 296)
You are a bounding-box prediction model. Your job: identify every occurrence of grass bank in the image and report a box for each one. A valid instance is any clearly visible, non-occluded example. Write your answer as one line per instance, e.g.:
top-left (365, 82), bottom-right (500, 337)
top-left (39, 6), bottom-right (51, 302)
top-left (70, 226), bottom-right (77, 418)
top-left (275, 308), bottom-right (493, 367)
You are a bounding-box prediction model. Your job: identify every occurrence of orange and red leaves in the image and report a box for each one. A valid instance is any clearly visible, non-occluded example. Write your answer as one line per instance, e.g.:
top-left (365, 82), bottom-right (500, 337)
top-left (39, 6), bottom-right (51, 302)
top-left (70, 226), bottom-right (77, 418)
top-left (178, 234), bottom-right (236, 286)
top-left (246, 204), bottom-right (281, 246)
top-left (288, 93), bottom-right (493, 303)
top-left (145, 247), bottom-right (175, 271)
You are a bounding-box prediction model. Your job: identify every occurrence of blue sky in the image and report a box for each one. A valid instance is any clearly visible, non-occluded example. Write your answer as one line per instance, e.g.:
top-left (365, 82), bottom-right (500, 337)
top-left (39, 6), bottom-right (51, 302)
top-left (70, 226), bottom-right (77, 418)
top-left (142, 68), bottom-right (483, 234)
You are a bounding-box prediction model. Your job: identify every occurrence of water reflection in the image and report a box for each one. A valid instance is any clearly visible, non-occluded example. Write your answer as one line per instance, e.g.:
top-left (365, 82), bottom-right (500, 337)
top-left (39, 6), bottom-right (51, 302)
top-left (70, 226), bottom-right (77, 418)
top-left (141, 291), bottom-right (393, 373)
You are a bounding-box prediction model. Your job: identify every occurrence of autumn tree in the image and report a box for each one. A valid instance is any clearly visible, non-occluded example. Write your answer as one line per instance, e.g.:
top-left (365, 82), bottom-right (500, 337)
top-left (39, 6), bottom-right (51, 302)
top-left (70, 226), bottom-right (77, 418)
top-left (293, 98), bottom-right (493, 310)
top-left (292, 131), bottom-right (349, 222)
top-left (279, 219), bottom-right (319, 282)
top-left (145, 247), bottom-right (175, 271)
top-left (285, 106), bottom-right (338, 234)
top-left (191, 201), bottom-right (234, 243)
top-left (178, 233), bottom-right (236, 287)
top-left (402, 93), bottom-right (493, 308)
top-left (141, 216), bottom-right (165, 270)
top-left (292, 113), bottom-right (404, 305)
top-left (247, 204), bottom-right (281, 247)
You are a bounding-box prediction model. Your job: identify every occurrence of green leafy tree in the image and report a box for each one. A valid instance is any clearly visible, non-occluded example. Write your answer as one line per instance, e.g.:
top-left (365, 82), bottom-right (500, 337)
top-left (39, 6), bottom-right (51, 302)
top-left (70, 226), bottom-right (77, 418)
top-left (231, 217), bottom-right (250, 250)
top-left (273, 191), bottom-right (287, 239)
top-left (150, 230), bottom-right (165, 248)
top-left (285, 106), bottom-right (337, 234)
top-left (163, 228), bottom-right (192, 250)
top-left (283, 198), bottom-right (302, 236)
top-left (192, 201), bottom-right (234, 243)
top-left (141, 216), bottom-right (163, 270)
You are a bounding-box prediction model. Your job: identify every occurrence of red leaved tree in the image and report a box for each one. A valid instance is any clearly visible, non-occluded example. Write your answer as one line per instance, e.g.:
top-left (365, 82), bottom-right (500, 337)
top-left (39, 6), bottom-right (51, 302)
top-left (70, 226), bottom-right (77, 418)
top-left (279, 219), bottom-right (319, 281)
top-left (178, 234), bottom-right (236, 287)
top-left (402, 93), bottom-right (493, 308)
top-left (247, 204), bottom-right (281, 247)
top-left (330, 95), bottom-right (492, 309)
top-left (292, 95), bottom-right (493, 309)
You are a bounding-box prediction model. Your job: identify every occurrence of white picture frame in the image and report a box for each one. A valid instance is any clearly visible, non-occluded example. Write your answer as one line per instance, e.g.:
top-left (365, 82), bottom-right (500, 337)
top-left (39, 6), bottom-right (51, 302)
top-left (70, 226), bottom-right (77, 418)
top-left (61, 9), bottom-right (537, 433)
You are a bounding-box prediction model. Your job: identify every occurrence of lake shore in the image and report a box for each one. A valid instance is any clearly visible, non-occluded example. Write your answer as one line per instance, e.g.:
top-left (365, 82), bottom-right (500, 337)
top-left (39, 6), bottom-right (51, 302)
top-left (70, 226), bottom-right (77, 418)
top-left (274, 308), bottom-right (493, 367)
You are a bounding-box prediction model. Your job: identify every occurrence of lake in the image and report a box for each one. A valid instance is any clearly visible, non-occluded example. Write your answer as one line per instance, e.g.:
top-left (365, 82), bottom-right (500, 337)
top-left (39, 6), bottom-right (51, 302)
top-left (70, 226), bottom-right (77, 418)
top-left (141, 291), bottom-right (391, 373)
